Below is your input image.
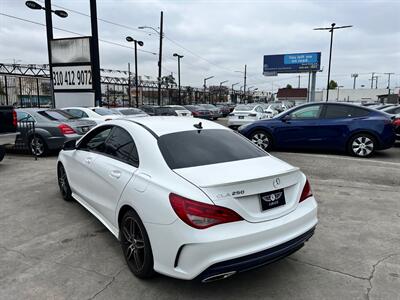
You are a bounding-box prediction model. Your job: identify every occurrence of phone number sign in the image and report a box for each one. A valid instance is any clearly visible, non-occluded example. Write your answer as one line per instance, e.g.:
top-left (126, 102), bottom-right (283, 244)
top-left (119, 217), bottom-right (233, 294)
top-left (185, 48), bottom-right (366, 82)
top-left (52, 65), bottom-right (93, 90)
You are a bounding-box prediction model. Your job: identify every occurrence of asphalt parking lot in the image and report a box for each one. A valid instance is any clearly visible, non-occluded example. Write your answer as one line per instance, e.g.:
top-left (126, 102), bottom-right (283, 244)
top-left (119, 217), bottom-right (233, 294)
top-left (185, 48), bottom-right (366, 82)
top-left (1, 128), bottom-right (399, 299)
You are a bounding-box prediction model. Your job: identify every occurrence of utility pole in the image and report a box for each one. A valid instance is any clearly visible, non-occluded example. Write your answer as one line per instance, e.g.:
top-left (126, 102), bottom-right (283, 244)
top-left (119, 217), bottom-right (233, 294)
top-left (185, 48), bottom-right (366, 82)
top-left (384, 72), bottom-right (394, 92)
top-left (351, 73), bottom-right (358, 89)
top-left (375, 76), bottom-right (379, 89)
top-left (90, 0), bottom-right (101, 107)
top-left (127, 62), bottom-right (131, 107)
top-left (158, 11), bottom-right (163, 106)
top-left (203, 76), bottom-right (214, 104)
top-left (314, 23), bottom-right (352, 102)
top-left (244, 64), bottom-right (247, 103)
top-left (370, 72), bottom-right (375, 89)
top-left (44, 0), bottom-right (54, 107)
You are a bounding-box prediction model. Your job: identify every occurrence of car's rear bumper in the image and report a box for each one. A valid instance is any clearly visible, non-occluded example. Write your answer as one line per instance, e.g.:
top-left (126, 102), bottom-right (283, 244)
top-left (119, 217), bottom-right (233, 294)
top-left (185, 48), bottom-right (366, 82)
top-left (0, 132), bottom-right (18, 146)
top-left (228, 118), bottom-right (257, 126)
top-left (46, 134), bottom-right (82, 150)
top-left (196, 226), bottom-right (315, 282)
top-left (145, 197), bottom-right (318, 280)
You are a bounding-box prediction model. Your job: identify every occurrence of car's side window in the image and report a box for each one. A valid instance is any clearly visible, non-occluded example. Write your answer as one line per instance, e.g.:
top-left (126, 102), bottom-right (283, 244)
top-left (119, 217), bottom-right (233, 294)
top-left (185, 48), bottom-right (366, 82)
top-left (16, 112), bottom-right (35, 122)
top-left (66, 109), bottom-right (88, 118)
top-left (289, 105), bottom-right (323, 119)
top-left (104, 127), bottom-right (139, 167)
top-left (325, 105), bottom-right (370, 119)
top-left (79, 126), bottom-right (112, 153)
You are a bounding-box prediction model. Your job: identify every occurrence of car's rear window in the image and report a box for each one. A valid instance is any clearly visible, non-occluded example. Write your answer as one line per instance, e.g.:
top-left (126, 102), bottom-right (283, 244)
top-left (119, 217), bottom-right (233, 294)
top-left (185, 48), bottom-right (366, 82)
top-left (38, 110), bottom-right (75, 121)
top-left (235, 105), bottom-right (255, 111)
top-left (93, 108), bottom-right (119, 116)
top-left (119, 109), bottom-right (144, 115)
top-left (158, 129), bottom-right (267, 169)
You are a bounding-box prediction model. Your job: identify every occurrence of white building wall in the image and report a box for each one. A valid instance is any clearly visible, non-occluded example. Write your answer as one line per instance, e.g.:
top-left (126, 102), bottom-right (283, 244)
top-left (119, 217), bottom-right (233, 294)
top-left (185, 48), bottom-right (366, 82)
top-left (320, 88), bottom-right (399, 102)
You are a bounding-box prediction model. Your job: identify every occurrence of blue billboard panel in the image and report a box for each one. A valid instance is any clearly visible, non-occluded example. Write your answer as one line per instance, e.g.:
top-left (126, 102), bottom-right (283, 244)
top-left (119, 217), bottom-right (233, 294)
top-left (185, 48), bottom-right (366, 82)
top-left (263, 52), bottom-right (321, 74)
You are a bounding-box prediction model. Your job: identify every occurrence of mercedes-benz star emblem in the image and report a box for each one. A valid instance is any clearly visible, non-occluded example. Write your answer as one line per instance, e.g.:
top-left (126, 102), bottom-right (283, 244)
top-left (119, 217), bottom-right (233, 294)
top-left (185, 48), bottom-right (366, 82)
top-left (273, 177), bottom-right (281, 188)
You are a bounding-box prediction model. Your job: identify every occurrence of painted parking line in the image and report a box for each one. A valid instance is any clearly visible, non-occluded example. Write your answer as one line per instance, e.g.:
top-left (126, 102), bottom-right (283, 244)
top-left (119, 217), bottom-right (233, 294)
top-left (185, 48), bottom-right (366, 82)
top-left (276, 152), bottom-right (400, 167)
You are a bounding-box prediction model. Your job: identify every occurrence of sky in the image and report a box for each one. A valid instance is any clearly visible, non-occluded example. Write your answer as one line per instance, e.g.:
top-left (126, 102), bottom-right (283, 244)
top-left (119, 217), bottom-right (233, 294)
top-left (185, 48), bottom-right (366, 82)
top-left (1, 0), bottom-right (400, 92)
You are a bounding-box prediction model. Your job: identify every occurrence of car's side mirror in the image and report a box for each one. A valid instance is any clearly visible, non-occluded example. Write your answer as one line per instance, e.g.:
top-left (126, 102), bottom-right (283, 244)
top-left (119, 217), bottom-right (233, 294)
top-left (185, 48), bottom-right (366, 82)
top-left (282, 114), bottom-right (291, 122)
top-left (63, 140), bottom-right (76, 151)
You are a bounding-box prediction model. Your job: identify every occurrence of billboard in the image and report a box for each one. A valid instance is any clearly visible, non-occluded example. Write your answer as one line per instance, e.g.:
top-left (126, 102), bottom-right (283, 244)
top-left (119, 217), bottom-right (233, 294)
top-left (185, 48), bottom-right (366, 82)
top-left (263, 52), bottom-right (321, 75)
top-left (50, 37), bottom-right (94, 108)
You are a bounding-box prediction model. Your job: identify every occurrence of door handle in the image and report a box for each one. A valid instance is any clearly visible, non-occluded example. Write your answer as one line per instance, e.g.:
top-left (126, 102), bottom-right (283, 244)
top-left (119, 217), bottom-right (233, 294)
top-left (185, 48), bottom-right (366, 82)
top-left (85, 157), bottom-right (93, 164)
top-left (110, 170), bottom-right (121, 179)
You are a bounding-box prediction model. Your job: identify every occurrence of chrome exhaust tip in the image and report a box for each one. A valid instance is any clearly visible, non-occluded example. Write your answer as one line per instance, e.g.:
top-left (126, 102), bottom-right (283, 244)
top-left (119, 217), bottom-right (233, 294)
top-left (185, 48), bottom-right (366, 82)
top-left (201, 271), bottom-right (237, 283)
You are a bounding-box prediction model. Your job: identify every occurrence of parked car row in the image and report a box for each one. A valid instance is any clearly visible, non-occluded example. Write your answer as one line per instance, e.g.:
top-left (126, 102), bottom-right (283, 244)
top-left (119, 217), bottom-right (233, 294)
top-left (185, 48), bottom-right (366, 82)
top-left (238, 102), bottom-right (397, 158)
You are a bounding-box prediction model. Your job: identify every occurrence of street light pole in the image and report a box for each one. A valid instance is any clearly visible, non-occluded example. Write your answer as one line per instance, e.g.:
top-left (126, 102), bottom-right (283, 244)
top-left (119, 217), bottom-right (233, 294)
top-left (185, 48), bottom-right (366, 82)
top-left (158, 12), bottom-right (163, 106)
top-left (219, 80), bottom-right (228, 103)
top-left (231, 82), bottom-right (239, 103)
top-left (244, 64), bottom-right (247, 103)
top-left (314, 23), bottom-right (352, 102)
top-left (203, 76), bottom-right (214, 103)
top-left (138, 12), bottom-right (163, 106)
top-left (25, 0), bottom-right (68, 108)
top-left (173, 53), bottom-right (184, 105)
top-left (126, 36), bottom-right (144, 108)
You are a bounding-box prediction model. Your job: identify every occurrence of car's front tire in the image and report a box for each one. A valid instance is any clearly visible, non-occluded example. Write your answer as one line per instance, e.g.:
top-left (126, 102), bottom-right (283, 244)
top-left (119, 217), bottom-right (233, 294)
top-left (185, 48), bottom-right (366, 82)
top-left (348, 133), bottom-right (376, 157)
top-left (57, 163), bottom-right (73, 201)
top-left (120, 209), bottom-right (154, 279)
top-left (250, 130), bottom-right (273, 152)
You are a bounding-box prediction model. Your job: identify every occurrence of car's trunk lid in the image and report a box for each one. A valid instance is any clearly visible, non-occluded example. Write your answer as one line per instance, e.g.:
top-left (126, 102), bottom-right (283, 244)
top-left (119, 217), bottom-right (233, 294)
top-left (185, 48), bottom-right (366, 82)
top-left (174, 156), bottom-right (303, 223)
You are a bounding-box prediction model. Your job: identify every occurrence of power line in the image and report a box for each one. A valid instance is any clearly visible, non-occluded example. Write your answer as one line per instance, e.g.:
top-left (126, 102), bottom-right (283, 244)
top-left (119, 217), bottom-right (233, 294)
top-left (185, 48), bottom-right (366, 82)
top-left (37, 0), bottom-right (157, 37)
top-left (37, 0), bottom-right (239, 75)
top-left (0, 13), bottom-right (158, 55)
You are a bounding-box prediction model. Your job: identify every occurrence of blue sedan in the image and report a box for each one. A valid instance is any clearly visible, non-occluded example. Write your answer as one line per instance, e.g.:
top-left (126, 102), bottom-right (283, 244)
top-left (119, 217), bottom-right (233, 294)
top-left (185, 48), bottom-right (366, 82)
top-left (238, 102), bottom-right (396, 157)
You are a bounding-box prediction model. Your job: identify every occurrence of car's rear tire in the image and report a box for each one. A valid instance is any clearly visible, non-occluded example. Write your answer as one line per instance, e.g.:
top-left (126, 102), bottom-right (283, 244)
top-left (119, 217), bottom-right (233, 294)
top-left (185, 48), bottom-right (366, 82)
top-left (250, 130), bottom-right (273, 152)
top-left (347, 133), bottom-right (376, 157)
top-left (30, 135), bottom-right (47, 157)
top-left (120, 209), bottom-right (155, 279)
top-left (57, 163), bottom-right (74, 201)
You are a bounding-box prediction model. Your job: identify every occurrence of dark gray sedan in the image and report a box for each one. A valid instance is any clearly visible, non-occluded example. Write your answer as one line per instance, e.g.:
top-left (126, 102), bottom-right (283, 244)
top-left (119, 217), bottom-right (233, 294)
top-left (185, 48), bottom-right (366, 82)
top-left (16, 108), bottom-right (96, 156)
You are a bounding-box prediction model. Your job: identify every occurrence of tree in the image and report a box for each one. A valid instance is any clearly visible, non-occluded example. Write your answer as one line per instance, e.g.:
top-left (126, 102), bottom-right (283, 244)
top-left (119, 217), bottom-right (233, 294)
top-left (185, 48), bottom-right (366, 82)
top-left (286, 84), bottom-right (292, 89)
top-left (329, 80), bottom-right (338, 89)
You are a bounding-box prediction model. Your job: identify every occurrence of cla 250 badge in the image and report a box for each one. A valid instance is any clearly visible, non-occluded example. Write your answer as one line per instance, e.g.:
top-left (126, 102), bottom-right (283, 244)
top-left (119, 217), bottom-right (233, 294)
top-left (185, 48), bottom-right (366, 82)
top-left (217, 190), bottom-right (245, 198)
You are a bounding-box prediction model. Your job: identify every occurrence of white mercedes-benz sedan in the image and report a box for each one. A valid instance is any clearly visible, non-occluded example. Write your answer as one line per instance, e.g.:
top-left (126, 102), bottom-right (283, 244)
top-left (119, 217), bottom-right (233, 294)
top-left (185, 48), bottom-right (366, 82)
top-left (57, 117), bottom-right (317, 282)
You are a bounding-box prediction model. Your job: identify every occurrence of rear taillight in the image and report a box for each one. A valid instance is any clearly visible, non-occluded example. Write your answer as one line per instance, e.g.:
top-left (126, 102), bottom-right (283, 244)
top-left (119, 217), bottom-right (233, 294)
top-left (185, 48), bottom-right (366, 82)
top-left (192, 111), bottom-right (199, 116)
top-left (12, 109), bottom-right (17, 128)
top-left (299, 179), bottom-right (313, 203)
top-left (169, 193), bottom-right (243, 229)
top-left (105, 118), bottom-right (112, 121)
top-left (393, 118), bottom-right (400, 126)
top-left (249, 113), bottom-right (257, 117)
top-left (58, 123), bottom-right (76, 135)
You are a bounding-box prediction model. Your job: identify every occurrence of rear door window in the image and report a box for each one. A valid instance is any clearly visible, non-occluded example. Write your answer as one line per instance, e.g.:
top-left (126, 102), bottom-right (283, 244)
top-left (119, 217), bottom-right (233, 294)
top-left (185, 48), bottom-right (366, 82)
top-left (158, 129), bottom-right (267, 169)
top-left (104, 127), bottom-right (139, 167)
top-left (325, 105), bottom-right (370, 118)
top-left (65, 109), bottom-right (88, 118)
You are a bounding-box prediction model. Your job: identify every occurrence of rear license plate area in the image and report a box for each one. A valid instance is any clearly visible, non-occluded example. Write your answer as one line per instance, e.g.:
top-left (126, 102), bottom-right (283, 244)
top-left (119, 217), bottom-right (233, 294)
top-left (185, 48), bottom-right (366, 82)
top-left (81, 126), bottom-right (89, 133)
top-left (260, 189), bottom-right (285, 211)
top-left (238, 116), bottom-right (244, 119)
